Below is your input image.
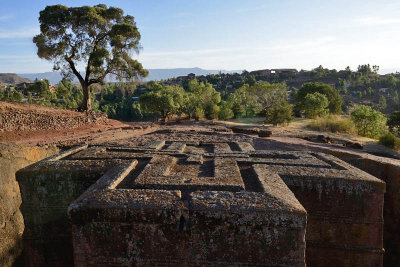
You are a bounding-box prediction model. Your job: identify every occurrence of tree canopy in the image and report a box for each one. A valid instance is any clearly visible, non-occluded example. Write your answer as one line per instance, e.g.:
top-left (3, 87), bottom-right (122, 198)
top-left (139, 83), bottom-right (186, 121)
top-left (302, 92), bottom-right (329, 118)
top-left (33, 4), bottom-right (148, 111)
top-left (185, 79), bottom-right (221, 120)
top-left (296, 82), bottom-right (342, 114)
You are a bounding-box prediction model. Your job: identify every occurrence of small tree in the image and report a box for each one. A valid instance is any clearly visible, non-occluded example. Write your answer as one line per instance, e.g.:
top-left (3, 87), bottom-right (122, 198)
top-left (265, 102), bottom-right (293, 126)
top-left (303, 92), bottom-right (329, 118)
top-left (33, 4), bottom-right (148, 111)
top-left (351, 105), bottom-right (386, 138)
top-left (218, 100), bottom-right (234, 120)
top-left (11, 89), bottom-right (23, 102)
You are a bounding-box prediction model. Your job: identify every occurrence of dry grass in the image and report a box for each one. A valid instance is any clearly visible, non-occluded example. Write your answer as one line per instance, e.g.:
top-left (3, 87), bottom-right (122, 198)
top-left (308, 115), bottom-right (356, 134)
top-left (225, 117), bottom-right (266, 126)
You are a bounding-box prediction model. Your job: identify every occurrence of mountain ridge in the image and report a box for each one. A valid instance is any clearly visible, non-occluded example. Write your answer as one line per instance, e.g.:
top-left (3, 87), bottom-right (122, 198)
top-left (0, 73), bottom-right (32, 84)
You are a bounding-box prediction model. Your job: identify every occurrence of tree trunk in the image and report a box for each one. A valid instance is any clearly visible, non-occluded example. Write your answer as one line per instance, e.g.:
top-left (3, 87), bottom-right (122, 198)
top-left (80, 84), bottom-right (91, 111)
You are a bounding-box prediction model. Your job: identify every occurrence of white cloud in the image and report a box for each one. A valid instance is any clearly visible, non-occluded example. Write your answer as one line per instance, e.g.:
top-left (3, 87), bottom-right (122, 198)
top-left (355, 17), bottom-right (400, 26)
top-left (0, 27), bottom-right (39, 39)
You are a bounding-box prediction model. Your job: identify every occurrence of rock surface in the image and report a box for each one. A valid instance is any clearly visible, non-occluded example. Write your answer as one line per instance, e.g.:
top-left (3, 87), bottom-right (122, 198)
top-left (0, 143), bottom-right (58, 267)
top-left (18, 139), bottom-right (385, 266)
top-left (0, 102), bottom-right (107, 132)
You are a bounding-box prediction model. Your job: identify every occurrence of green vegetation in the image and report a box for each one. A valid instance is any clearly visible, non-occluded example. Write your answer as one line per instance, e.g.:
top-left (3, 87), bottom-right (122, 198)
top-left (351, 105), bottom-right (386, 138)
top-left (98, 82), bottom-right (145, 121)
top-left (33, 4), bottom-right (148, 111)
top-left (0, 89), bottom-right (23, 102)
top-left (308, 115), bottom-right (356, 134)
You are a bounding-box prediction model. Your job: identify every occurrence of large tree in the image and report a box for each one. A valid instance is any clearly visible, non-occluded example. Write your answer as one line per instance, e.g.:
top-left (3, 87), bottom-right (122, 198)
top-left (139, 83), bottom-right (186, 121)
top-left (33, 4), bottom-right (148, 111)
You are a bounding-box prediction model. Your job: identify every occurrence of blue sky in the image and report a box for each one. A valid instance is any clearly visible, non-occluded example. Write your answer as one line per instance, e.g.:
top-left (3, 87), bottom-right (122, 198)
top-left (1, 0), bottom-right (400, 73)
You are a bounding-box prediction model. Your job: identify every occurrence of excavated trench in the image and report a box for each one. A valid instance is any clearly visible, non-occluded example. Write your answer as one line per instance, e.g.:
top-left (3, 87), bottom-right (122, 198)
top-left (0, 143), bottom-right (59, 267)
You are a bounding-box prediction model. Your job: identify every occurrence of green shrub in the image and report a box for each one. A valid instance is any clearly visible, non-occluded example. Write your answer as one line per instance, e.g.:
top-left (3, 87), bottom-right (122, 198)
top-left (266, 102), bottom-right (293, 126)
top-left (351, 105), bottom-right (386, 138)
top-left (379, 132), bottom-right (400, 150)
top-left (308, 115), bottom-right (356, 134)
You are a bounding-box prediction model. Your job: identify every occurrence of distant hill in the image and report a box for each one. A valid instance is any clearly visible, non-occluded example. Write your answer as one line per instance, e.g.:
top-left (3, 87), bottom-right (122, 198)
top-left (19, 67), bottom-right (240, 84)
top-left (0, 73), bottom-right (32, 84)
top-left (19, 72), bottom-right (62, 85)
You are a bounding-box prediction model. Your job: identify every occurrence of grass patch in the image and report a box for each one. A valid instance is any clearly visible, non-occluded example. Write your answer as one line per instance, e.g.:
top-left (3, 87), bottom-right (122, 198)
top-left (379, 132), bottom-right (400, 150)
top-left (308, 115), bottom-right (356, 134)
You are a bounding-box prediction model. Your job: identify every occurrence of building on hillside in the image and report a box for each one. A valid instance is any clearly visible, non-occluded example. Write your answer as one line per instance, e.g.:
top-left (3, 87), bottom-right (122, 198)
top-left (249, 68), bottom-right (298, 79)
top-left (249, 69), bottom-right (274, 77)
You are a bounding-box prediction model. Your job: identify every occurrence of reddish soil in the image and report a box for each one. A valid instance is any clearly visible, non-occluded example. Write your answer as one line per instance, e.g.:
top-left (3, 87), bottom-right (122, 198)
top-left (0, 119), bottom-right (157, 146)
top-left (0, 102), bottom-right (157, 146)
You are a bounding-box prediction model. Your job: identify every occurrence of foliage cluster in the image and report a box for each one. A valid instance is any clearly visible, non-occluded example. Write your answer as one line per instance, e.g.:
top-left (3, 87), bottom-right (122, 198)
top-left (135, 80), bottom-right (293, 125)
top-left (138, 80), bottom-right (221, 121)
top-left (228, 81), bottom-right (293, 125)
top-left (296, 82), bottom-right (342, 115)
